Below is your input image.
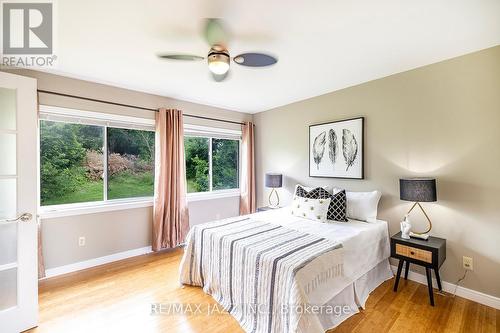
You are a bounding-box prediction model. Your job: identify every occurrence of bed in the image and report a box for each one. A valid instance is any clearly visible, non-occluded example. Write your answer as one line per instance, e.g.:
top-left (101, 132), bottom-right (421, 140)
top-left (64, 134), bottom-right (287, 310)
top-left (179, 207), bottom-right (392, 333)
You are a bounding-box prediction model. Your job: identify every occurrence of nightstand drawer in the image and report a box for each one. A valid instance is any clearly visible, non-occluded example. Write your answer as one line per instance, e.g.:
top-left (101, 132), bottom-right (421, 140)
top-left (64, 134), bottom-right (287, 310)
top-left (395, 244), bottom-right (432, 263)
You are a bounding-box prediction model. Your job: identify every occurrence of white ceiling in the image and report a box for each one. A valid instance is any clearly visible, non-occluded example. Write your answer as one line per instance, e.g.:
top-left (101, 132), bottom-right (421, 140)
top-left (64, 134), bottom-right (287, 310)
top-left (48, 0), bottom-right (500, 113)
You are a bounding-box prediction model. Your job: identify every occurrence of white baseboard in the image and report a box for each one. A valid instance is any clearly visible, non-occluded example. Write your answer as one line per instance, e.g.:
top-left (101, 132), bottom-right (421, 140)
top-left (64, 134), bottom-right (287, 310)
top-left (44, 246), bottom-right (153, 279)
top-left (391, 265), bottom-right (500, 310)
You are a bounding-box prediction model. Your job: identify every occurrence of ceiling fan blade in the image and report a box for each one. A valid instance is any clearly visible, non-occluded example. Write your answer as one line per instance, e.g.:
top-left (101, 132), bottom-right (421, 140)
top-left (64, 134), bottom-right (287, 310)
top-left (203, 18), bottom-right (229, 47)
top-left (158, 54), bottom-right (204, 61)
top-left (233, 53), bottom-right (277, 67)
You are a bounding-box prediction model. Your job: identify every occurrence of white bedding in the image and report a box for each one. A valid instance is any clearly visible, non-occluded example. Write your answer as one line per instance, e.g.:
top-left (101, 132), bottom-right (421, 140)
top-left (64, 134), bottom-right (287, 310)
top-left (179, 208), bottom-right (392, 333)
top-left (251, 208), bottom-right (391, 286)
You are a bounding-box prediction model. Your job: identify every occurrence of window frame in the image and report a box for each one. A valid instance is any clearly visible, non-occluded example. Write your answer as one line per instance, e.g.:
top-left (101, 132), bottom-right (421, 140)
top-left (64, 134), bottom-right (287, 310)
top-left (184, 124), bottom-right (242, 201)
top-left (38, 105), bottom-right (156, 218)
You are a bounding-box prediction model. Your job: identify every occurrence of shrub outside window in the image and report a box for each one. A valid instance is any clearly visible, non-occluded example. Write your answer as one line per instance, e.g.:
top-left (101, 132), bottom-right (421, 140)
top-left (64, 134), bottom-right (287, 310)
top-left (212, 138), bottom-right (239, 191)
top-left (184, 136), bottom-right (239, 194)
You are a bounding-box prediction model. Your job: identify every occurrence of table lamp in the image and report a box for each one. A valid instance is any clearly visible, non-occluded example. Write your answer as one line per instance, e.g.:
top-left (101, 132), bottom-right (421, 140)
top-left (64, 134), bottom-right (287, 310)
top-left (265, 173), bottom-right (282, 208)
top-left (400, 178), bottom-right (437, 240)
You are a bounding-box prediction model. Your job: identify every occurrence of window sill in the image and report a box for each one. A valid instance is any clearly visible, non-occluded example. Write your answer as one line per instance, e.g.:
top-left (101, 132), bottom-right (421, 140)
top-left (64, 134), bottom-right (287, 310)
top-left (39, 198), bottom-right (154, 219)
top-left (187, 190), bottom-right (240, 202)
top-left (38, 191), bottom-right (241, 219)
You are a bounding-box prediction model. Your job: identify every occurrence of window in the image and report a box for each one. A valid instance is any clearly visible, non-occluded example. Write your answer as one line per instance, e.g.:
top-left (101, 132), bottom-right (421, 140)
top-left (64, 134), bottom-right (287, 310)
top-left (184, 137), bottom-right (209, 193)
top-left (107, 128), bottom-right (155, 200)
top-left (40, 121), bottom-right (105, 206)
top-left (212, 138), bottom-right (239, 190)
top-left (184, 131), bottom-right (240, 194)
top-left (39, 107), bottom-right (155, 207)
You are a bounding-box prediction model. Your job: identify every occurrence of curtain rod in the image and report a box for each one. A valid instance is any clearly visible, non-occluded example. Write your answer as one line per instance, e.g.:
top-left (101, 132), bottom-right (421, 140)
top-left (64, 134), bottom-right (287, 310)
top-left (37, 89), bottom-right (247, 126)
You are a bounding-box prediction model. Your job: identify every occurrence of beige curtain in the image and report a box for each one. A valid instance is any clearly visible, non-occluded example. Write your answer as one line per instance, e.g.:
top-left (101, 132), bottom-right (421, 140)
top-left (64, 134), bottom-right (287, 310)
top-left (152, 108), bottom-right (190, 251)
top-left (239, 122), bottom-right (256, 215)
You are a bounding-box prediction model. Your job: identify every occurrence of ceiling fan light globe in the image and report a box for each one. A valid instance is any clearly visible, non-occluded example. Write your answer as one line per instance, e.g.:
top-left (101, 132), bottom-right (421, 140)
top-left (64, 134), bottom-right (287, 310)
top-left (209, 61), bottom-right (230, 75)
top-left (208, 53), bottom-right (230, 75)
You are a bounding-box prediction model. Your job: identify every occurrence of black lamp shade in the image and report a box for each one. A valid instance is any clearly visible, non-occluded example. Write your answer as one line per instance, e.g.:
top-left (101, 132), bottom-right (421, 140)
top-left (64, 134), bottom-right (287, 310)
top-left (265, 173), bottom-right (282, 188)
top-left (400, 178), bottom-right (437, 202)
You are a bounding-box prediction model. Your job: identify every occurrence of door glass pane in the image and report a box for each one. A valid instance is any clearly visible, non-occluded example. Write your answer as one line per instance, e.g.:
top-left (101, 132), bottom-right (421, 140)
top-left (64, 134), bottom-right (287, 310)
top-left (184, 137), bottom-right (209, 193)
top-left (107, 128), bottom-right (155, 200)
top-left (0, 223), bottom-right (17, 265)
top-left (40, 120), bottom-right (104, 206)
top-left (0, 87), bottom-right (18, 311)
top-left (0, 267), bottom-right (17, 310)
top-left (0, 179), bottom-right (16, 219)
top-left (0, 88), bottom-right (16, 131)
top-left (212, 138), bottom-right (239, 190)
top-left (0, 133), bottom-right (16, 175)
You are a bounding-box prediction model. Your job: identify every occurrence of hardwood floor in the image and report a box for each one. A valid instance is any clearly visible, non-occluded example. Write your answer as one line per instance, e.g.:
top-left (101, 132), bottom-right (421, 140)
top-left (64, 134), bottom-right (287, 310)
top-left (29, 249), bottom-right (499, 333)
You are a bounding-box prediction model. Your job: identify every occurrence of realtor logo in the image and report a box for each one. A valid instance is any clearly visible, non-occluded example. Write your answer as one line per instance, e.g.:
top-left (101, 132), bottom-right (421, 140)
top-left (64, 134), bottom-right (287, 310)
top-left (1, 1), bottom-right (56, 67)
top-left (2, 2), bottom-right (53, 54)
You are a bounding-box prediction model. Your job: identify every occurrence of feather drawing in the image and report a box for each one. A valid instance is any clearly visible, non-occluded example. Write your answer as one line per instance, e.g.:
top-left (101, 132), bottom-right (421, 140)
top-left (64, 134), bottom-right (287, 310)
top-left (312, 131), bottom-right (326, 170)
top-left (342, 129), bottom-right (358, 171)
top-left (328, 129), bottom-right (337, 166)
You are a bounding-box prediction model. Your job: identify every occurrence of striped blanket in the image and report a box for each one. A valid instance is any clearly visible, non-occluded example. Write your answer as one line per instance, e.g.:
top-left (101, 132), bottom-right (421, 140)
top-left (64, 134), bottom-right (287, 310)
top-left (179, 217), bottom-right (344, 333)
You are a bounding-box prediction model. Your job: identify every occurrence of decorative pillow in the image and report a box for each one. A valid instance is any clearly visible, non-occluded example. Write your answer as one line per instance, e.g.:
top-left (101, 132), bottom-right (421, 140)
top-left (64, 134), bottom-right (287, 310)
top-left (291, 196), bottom-right (331, 222)
top-left (294, 184), bottom-right (334, 195)
top-left (295, 185), bottom-right (326, 198)
top-left (295, 185), bottom-right (348, 222)
top-left (333, 188), bottom-right (382, 222)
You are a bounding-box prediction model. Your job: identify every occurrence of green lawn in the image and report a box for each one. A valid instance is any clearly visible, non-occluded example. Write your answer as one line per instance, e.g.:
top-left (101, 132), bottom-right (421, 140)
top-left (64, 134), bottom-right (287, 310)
top-left (41, 180), bottom-right (103, 206)
top-left (41, 171), bottom-right (154, 206)
top-left (108, 171), bottom-right (154, 199)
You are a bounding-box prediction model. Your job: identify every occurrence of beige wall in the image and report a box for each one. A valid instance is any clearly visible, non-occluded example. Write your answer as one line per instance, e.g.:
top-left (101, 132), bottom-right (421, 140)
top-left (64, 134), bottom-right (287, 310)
top-left (42, 196), bottom-right (240, 269)
top-left (42, 207), bottom-right (152, 268)
top-left (2, 69), bottom-right (250, 269)
top-left (253, 46), bottom-right (500, 297)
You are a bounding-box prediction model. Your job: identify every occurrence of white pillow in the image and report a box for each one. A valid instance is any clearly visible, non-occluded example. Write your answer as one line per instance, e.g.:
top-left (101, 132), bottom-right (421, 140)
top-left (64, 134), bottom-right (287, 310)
top-left (333, 188), bottom-right (381, 222)
top-left (294, 184), bottom-right (334, 195)
top-left (291, 196), bottom-right (331, 223)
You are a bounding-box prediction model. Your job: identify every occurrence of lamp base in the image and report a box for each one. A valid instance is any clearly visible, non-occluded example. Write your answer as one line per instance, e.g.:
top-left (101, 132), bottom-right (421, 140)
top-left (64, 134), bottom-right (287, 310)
top-left (406, 202), bottom-right (433, 238)
top-left (268, 188), bottom-right (280, 208)
top-left (409, 232), bottom-right (429, 241)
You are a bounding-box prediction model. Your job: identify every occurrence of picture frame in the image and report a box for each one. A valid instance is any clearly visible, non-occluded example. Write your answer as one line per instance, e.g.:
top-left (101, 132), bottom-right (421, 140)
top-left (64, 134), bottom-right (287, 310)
top-left (309, 117), bottom-right (364, 179)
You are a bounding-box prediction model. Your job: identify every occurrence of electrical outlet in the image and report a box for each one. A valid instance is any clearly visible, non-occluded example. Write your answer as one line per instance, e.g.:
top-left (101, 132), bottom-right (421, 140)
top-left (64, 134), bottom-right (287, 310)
top-left (463, 256), bottom-right (473, 270)
top-left (78, 236), bottom-right (86, 247)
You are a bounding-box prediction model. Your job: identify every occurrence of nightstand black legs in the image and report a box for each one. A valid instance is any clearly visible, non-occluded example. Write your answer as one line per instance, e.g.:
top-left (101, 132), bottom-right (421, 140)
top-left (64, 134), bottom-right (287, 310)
top-left (394, 260), bottom-right (436, 306)
top-left (394, 259), bottom-right (410, 291)
top-left (425, 268), bottom-right (435, 306)
top-left (434, 268), bottom-right (442, 291)
top-left (393, 259), bottom-right (404, 292)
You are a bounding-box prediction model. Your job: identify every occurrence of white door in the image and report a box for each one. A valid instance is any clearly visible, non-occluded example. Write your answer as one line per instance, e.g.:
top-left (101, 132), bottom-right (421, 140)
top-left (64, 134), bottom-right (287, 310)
top-left (0, 71), bottom-right (38, 332)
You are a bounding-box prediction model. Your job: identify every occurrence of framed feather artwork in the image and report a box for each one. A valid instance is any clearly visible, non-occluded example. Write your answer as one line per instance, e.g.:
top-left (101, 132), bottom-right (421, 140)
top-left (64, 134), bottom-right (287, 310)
top-left (309, 117), bottom-right (364, 179)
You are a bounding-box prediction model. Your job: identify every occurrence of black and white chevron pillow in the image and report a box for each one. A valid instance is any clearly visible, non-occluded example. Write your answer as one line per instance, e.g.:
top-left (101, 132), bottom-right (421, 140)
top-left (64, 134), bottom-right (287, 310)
top-left (295, 185), bottom-right (348, 222)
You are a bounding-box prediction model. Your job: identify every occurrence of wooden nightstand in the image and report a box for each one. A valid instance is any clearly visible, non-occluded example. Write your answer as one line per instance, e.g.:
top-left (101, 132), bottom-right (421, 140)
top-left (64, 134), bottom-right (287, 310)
top-left (390, 232), bottom-right (446, 306)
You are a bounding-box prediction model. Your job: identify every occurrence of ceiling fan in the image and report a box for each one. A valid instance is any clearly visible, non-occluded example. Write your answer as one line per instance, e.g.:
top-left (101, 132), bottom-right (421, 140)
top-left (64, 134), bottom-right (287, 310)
top-left (157, 19), bottom-right (278, 82)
